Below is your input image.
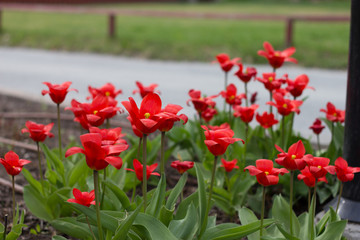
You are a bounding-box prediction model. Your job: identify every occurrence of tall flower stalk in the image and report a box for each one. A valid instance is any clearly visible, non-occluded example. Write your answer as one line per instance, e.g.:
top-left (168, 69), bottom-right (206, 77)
top-left (57, 103), bottom-right (63, 161)
top-left (142, 134), bottom-right (148, 212)
top-left (36, 142), bottom-right (45, 195)
top-left (94, 170), bottom-right (104, 240)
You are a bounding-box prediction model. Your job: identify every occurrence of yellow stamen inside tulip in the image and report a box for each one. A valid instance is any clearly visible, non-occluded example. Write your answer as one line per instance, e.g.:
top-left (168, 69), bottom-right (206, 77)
top-left (275, 52), bottom-right (280, 57)
top-left (318, 166), bottom-right (322, 169)
top-left (265, 171), bottom-right (269, 175)
top-left (291, 155), bottom-right (296, 159)
top-left (245, 70), bottom-right (248, 74)
top-left (93, 110), bottom-right (98, 115)
top-left (229, 95), bottom-right (235, 100)
top-left (105, 91), bottom-right (111, 97)
top-left (268, 77), bottom-right (273, 82)
top-left (283, 104), bottom-right (288, 108)
top-left (333, 112), bottom-right (337, 116)
top-left (144, 113), bottom-right (150, 119)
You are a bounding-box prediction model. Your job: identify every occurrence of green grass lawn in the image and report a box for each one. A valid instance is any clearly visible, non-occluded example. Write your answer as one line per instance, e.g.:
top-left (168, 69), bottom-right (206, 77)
top-left (0, 1), bottom-right (350, 69)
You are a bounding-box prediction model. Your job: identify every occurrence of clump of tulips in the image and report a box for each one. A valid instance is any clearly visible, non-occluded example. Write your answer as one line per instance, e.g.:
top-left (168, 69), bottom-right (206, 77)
top-left (0, 41), bottom-right (352, 240)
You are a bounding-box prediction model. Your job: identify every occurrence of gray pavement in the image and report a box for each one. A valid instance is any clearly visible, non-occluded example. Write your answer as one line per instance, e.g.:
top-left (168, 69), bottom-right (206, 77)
top-left (0, 47), bottom-right (347, 142)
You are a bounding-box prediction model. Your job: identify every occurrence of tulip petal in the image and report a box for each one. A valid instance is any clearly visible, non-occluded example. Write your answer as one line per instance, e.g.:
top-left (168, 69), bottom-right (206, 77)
top-left (104, 156), bottom-right (123, 169)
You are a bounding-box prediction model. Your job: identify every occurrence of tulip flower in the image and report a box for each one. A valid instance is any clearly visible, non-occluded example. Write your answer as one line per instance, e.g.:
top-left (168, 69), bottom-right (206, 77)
top-left (65, 133), bottom-right (128, 171)
top-left (309, 118), bottom-right (325, 135)
top-left (275, 140), bottom-right (307, 171)
top-left (202, 125), bottom-right (244, 156)
top-left (158, 104), bottom-right (188, 132)
top-left (220, 158), bottom-right (239, 172)
top-left (256, 111), bottom-right (279, 129)
top-left (320, 102), bottom-right (345, 123)
top-left (171, 160), bottom-right (194, 174)
top-left (257, 41), bottom-right (297, 69)
top-left (21, 121), bottom-right (54, 142)
top-left (41, 81), bottom-right (78, 104)
top-left (201, 107), bottom-right (218, 122)
top-left (220, 84), bottom-right (246, 106)
top-left (0, 151), bottom-right (31, 176)
top-left (273, 88), bottom-right (289, 97)
top-left (89, 127), bottom-right (127, 146)
top-left (245, 159), bottom-right (288, 237)
top-left (208, 123), bottom-right (230, 130)
top-left (187, 89), bottom-right (218, 114)
top-left (233, 104), bottom-right (259, 123)
top-left (234, 63), bottom-right (257, 83)
top-left (0, 151), bottom-right (31, 221)
top-left (257, 73), bottom-right (282, 92)
top-left (286, 74), bottom-right (314, 98)
top-left (127, 116), bottom-right (143, 138)
top-left (304, 156), bottom-right (336, 179)
top-left (214, 53), bottom-right (241, 73)
top-left (126, 159), bottom-right (160, 181)
top-left (298, 166), bottom-right (328, 188)
top-left (250, 92), bottom-right (258, 105)
top-left (87, 82), bottom-right (122, 100)
top-left (67, 188), bottom-right (96, 207)
top-left (267, 93), bottom-right (302, 117)
top-left (132, 81), bottom-right (160, 98)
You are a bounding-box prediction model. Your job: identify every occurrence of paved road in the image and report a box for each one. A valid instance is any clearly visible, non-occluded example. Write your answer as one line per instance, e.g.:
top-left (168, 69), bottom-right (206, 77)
top-left (0, 47), bottom-right (347, 142)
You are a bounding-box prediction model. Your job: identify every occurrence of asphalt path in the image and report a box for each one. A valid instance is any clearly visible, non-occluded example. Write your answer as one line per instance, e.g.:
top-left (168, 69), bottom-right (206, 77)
top-left (0, 47), bottom-right (347, 142)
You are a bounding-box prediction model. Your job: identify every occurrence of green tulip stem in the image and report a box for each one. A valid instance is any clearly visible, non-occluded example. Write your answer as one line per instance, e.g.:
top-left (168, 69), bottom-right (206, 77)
top-left (11, 175), bottom-right (15, 223)
top-left (308, 187), bottom-right (312, 211)
top-left (225, 172), bottom-right (231, 192)
top-left (100, 167), bottom-right (107, 210)
top-left (137, 137), bottom-right (142, 160)
top-left (223, 72), bottom-right (228, 111)
top-left (260, 186), bottom-right (266, 237)
top-left (336, 182), bottom-right (344, 214)
top-left (160, 131), bottom-right (166, 176)
top-left (36, 142), bottom-right (45, 195)
top-left (106, 118), bottom-right (110, 129)
top-left (93, 170), bottom-right (104, 240)
top-left (244, 82), bottom-right (249, 107)
top-left (311, 182), bottom-right (317, 240)
top-left (281, 116), bottom-right (285, 149)
top-left (142, 134), bottom-right (148, 212)
top-left (269, 91), bottom-right (273, 114)
top-left (86, 216), bottom-right (96, 240)
top-left (317, 134), bottom-right (321, 156)
top-left (289, 170), bottom-right (294, 237)
top-left (228, 103), bottom-right (232, 123)
top-left (57, 103), bottom-right (63, 161)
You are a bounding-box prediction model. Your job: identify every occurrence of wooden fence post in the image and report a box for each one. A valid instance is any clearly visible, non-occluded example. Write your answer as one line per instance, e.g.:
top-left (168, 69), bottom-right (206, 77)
top-left (108, 14), bottom-right (115, 38)
top-left (285, 18), bottom-right (294, 47)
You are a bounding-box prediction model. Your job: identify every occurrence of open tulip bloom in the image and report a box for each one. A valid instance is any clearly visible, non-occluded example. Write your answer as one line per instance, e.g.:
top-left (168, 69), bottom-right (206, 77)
top-left (256, 111), bottom-right (279, 129)
top-left (285, 74), bottom-right (314, 98)
top-left (87, 82), bottom-right (122, 100)
top-left (257, 41), bottom-right (297, 70)
top-left (234, 63), bottom-right (257, 83)
top-left (214, 53), bottom-right (241, 73)
top-left (21, 120), bottom-right (54, 143)
top-left (320, 102), bottom-right (345, 123)
top-left (126, 159), bottom-right (160, 182)
top-left (67, 188), bottom-right (96, 207)
top-left (220, 158), bottom-right (239, 172)
top-left (171, 160), bottom-right (194, 174)
top-left (42, 81), bottom-right (78, 105)
top-left (275, 140), bottom-right (307, 171)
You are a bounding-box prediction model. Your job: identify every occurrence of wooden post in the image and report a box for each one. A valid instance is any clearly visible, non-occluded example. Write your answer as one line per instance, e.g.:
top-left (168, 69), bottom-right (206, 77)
top-left (285, 18), bottom-right (294, 47)
top-left (108, 14), bottom-right (115, 38)
top-left (0, 9), bottom-right (2, 33)
top-left (335, 0), bottom-right (360, 222)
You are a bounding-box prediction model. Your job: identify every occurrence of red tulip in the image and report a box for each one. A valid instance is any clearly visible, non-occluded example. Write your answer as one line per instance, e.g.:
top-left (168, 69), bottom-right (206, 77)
top-left (256, 73), bottom-right (282, 92)
top-left (89, 127), bottom-right (127, 146)
top-left (304, 155), bottom-right (336, 179)
top-left (257, 41), bottom-right (297, 69)
top-left (122, 93), bottom-right (165, 134)
top-left (202, 125), bottom-right (244, 156)
top-left (42, 81), bottom-right (77, 104)
top-left (275, 140), bottom-right (307, 171)
top-left (208, 123), bottom-right (230, 130)
top-left (272, 88), bottom-right (289, 97)
top-left (334, 157), bottom-right (360, 182)
top-left (233, 104), bottom-right (259, 123)
top-left (220, 158), bottom-right (239, 172)
top-left (127, 116), bottom-right (143, 138)
top-left (220, 84), bottom-right (246, 106)
top-left (234, 63), bottom-right (257, 83)
top-left (67, 188), bottom-right (95, 207)
top-left (65, 133), bottom-right (128, 170)
top-left (286, 74), bottom-right (314, 98)
top-left (250, 92), bottom-right (258, 105)
top-left (245, 159), bottom-right (288, 186)
top-left (158, 104), bottom-right (188, 132)
top-left (21, 121), bottom-right (54, 142)
top-left (267, 93), bottom-right (303, 116)
top-left (187, 89), bottom-right (218, 113)
top-left (320, 102), bottom-right (345, 123)
top-left (214, 53), bottom-right (241, 72)
top-left (126, 159), bottom-right (160, 181)
top-left (0, 151), bottom-right (31, 176)
top-left (256, 111), bottom-right (279, 129)
top-left (87, 83), bottom-right (122, 100)
top-left (201, 107), bottom-right (218, 122)
top-left (171, 160), bottom-right (194, 174)
top-left (309, 118), bottom-right (325, 135)
top-left (132, 81), bottom-right (160, 98)
top-left (297, 166), bottom-right (327, 187)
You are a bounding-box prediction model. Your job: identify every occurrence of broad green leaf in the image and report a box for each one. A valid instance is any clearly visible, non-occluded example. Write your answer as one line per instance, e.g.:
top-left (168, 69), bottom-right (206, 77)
top-left (316, 210), bottom-right (330, 236)
top-left (238, 207), bottom-right (261, 240)
top-left (113, 203), bottom-right (142, 240)
top-left (22, 169), bottom-right (42, 194)
top-left (68, 157), bottom-right (89, 187)
top-left (132, 213), bottom-right (177, 240)
top-left (169, 203), bottom-right (198, 240)
top-left (159, 206), bottom-right (174, 227)
top-left (23, 185), bottom-right (54, 221)
top-left (41, 143), bottom-right (65, 183)
top-left (275, 223), bottom-right (300, 240)
top-left (201, 219), bottom-right (274, 240)
top-left (272, 195), bottom-right (300, 237)
top-left (165, 173), bottom-right (187, 209)
top-left (315, 220), bottom-right (347, 240)
top-left (146, 175), bottom-right (166, 218)
top-left (195, 163), bottom-right (207, 235)
top-left (104, 180), bottom-right (131, 211)
top-left (175, 191), bottom-right (199, 220)
top-left (51, 217), bottom-right (93, 239)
